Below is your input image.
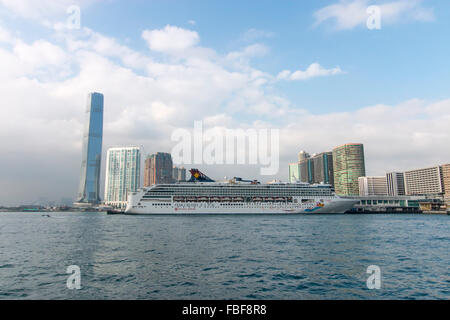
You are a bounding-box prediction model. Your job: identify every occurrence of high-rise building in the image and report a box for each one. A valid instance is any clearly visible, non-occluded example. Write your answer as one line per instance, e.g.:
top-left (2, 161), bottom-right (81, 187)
top-left (299, 158), bottom-right (314, 183)
top-left (311, 152), bottom-right (334, 186)
top-left (332, 143), bottom-right (366, 196)
top-left (104, 147), bottom-right (141, 208)
top-left (358, 176), bottom-right (388, 196)
top-left (386, 172), bottom-right (406, 196)
top-left (404, 166), bottom-right (443, 196)
top-left (144, 152), bottom-right (173, 186)
top-left (441, 164), bottom-right (450, 205)
top-left (75, 92), bottom-right (104, 205)
top-left (298, 150), bottom-right (310, 162)
top-left (288, 163), bottom-right (301, 183)
top-left (173, 166), bottom-right (187, 182)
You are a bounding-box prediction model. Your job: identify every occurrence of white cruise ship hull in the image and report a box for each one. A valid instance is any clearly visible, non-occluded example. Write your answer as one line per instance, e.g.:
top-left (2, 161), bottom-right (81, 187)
top-left (125, 197), bottom-right (357, 215)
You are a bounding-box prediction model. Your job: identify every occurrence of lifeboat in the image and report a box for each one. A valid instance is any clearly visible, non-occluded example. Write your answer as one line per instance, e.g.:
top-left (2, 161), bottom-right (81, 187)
top-left (233, 197), bottom-right (244, 202)
top-left (252, 197), bottom-right (263, 202)
top-left (265, 197), bottom-right (274, 202)
top-left (211, 197), bottom-right (221, 202)
top-left (221, 197), bottom-right (231, 202)
top-left (198, 197), bottom-right (209, 202)
top-left (173, 197), bottom-right (185, 202)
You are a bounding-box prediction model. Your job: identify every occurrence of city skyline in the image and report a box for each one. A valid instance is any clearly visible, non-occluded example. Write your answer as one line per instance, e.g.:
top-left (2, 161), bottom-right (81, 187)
top-left (0, 0), bottom-right (450, 205)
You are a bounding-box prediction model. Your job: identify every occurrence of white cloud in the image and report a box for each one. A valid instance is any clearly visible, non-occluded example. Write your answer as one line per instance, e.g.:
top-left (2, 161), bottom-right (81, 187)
top-left (277, 63), bottom-right (344, 81)
top-left (142, 25), bottom-right (200, 53)
top-left (313, 0), bottom-right (435, 30)
top-left (0, 24), bottom-right (12, 42)
top-left (13, 40), bottom-right (67, 67)
top-left (0, 0), bottom-right (100, 25)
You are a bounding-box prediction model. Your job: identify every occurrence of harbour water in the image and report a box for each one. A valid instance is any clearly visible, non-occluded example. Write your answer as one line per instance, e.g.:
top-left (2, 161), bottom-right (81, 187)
top-left (0, 212), bottom-right (448, 300)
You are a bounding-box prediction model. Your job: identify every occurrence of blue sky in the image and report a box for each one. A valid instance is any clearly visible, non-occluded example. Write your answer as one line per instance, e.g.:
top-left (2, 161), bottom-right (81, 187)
top-left (0, 0), bottom-right (449, 204)
top-left (60, 0), bottom-right (450, 111)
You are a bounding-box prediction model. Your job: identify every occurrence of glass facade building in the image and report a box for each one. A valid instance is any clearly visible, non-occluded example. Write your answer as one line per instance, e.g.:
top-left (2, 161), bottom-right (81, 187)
top-left (288, 163), bottom-right (301, 183)
top-left (299, 158), bottom-right (314, 184)
top-left (104, 147), bottom-right (141, 208)
top-left (76, 92), bottom-right (104, 204)
top-left (311, 152), bottom-right (334, 186)
top-left (332, 143), bottom-right (366, 196)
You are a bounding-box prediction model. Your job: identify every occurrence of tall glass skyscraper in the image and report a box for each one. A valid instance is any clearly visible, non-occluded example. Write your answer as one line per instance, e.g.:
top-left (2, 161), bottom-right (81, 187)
top-left (104, 147), bottom-right (141, 208)
top-left (332, 143), bottom-right (366, 196)
top-left (76, 92), bottom-right (104, 204)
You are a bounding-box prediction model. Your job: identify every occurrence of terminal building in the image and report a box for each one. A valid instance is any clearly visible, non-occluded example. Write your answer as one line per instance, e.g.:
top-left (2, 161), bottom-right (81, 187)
top-left (350, 195), bottom-right (432, 213)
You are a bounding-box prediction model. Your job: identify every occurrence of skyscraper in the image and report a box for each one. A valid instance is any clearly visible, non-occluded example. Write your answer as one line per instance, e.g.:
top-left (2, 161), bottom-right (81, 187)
top-left (288, 162), bottom-right (301, 183)
top-left (332, 143), bottom-right (366, 196)
top-left (75, 92), bottom-right (104, 205)
top-left (144, 152), bottom-right (173, 186)
top-left (298, 150), bottom-right (310, 162)
top-left (173, 166), bottom-right (187, 182)
top-left (104, 147), bottom-right (141, 208)
top-left (311, 152), bottom-right (334, 186)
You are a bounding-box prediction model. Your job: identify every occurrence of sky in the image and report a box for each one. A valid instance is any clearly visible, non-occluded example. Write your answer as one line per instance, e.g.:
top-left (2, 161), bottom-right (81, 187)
top-left (0, 0), bottom-right (449, 205)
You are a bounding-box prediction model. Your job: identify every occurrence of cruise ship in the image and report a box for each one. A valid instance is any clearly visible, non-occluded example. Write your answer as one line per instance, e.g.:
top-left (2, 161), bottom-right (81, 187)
top-left (125, 169), bottom-right (358, 215)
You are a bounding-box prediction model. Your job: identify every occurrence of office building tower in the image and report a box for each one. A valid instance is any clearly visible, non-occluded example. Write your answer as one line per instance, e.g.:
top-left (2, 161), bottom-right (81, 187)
top-left (144, 152), bottom-right (173, 186)
top-left (386, 172), bottom-right (406, 196)
top-left (288, 163), bottom-right (301, 183)
top-left (332, 143), bottom-right (366, 196)
top-left (404, 166), bottom-right (443, 196)
top-left (358, 176), bottom-right (388, 196)
top-left (299, 158), bottom-right (314, 184)
top-left (75, 92), bottom-right (104, 205)
top-left (173, 166), bottom-right (187, 182)
top-left (298, 150), bottom-right (310, 163)
top-left (104, 147), bottom-right (141, 208)
top-left (311, 152), bottom-right (334, 186)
